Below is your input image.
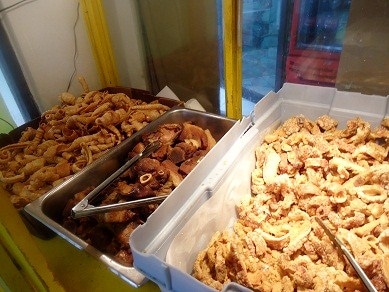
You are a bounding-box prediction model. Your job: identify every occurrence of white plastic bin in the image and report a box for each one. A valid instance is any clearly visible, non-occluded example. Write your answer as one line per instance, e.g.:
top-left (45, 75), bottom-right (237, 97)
top-left (130, 83), bottom-right (389, 291)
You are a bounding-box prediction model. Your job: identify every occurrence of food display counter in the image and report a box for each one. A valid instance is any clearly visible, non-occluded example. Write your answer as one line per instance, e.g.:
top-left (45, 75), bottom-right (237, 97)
top-left (1, 1), bottom-right (389, 291)
top-left (1, 83), bottom-right (389, 291)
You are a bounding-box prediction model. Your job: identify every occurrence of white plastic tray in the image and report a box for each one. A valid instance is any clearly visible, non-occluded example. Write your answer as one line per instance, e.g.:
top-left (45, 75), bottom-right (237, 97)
top-left (130, 83), bottom-right (389, 291)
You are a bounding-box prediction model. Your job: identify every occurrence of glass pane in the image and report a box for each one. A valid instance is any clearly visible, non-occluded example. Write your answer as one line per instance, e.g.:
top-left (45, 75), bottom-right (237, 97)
top-left (336, 0), bottom-right (389, 96)
top-left (285, 0), bottom-right (351, 86)
top-left (0, 22), bottom-right (39, 127)
top-left (137, 0), bottom-right (223, 114)
top-left (241, 0), bottom-right (287, 116)
top-left (242, 0), bottom-right (353, 115)
top-left (0, 70), bottom-right (21, 133)
top-left (297, 0), bottom-right (351, 52)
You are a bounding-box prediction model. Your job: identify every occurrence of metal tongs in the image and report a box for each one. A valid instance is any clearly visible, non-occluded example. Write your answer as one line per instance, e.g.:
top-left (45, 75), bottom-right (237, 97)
top-left (315, 217), bottom-right (377, 292)
top-left (71, 141), bottom-right (168, 219)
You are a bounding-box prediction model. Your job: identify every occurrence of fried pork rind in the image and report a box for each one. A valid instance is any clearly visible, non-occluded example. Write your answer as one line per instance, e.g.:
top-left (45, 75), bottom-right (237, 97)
top-left (0, 82), bottom-right (172, 209)
top-left (193, 115), bottom-right (389, 291)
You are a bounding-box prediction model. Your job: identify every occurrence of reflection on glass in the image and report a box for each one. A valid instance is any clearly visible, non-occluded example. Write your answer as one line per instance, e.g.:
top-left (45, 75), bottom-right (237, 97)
top-left (297, 0), bottom-right (351, 52)
top-left (137, 0), bottom-right (222, 114)
top-left (285, 0), bottom-right (351, 86)
top-left (241, 0), bottom-right (287, 116)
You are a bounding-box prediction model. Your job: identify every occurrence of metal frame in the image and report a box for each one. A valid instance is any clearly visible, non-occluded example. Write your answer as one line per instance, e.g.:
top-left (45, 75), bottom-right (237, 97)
top-left (223, 0), bottom-right (242, 119)
top-left (79, 0), bottom-right (119, 87)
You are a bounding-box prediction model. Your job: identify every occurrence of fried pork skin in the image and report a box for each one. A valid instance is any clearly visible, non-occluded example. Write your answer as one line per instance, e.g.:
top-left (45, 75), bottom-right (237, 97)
top-left (193, 115), bottom-right (389, 291)
top-left (0, 81), bottom-right (171, 209)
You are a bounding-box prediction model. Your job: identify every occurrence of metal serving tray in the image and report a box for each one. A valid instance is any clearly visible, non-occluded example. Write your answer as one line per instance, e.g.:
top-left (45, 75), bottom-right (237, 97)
top-left (24, 108), bottom-right (236, 288)
top-left (2, 86), bottom-right (183, 239)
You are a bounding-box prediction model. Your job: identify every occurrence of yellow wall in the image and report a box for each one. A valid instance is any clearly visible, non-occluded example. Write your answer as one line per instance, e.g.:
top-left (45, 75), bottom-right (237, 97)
top-left (0, 242), bottom-right (31, 291)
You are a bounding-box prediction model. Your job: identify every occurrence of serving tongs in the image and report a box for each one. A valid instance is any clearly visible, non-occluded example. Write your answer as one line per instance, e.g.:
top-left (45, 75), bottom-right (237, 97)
top-left (71, 141), bottom-right (167, 219)
top-left (315, 217), bottom-right (377, 292)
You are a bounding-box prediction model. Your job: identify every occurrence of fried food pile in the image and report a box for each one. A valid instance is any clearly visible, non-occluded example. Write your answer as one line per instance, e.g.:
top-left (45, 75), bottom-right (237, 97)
top-left (61, 122), bottom-right (217, 266)
top-left (193, 115), bottom-right (389, 291)
top-left (0, 82), bottom-right (171, 209)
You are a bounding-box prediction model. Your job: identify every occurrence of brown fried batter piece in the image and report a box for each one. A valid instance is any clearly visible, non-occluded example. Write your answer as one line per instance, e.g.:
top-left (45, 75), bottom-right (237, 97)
top-left (179, 122), bottom-right (210, 149)
top-left (193, 231), bottom-right (231, 290)
top-left (281, 115), bottom-right (305, 136)
top-left (168, 145), bottom-right (186, 164)
top-left (133, 157), bottom-right (161, 175)
top-left (98, 210), bottom-right (137, 223)
top-left (168, 142), bottom-right (198, 164)
top-left (115, 221), bottom-right (141, 246)
top-left (316, 114), bottom-right (338, 132)
top-left (382, 118), bottom-right (389, 129)
top-left (179, 150), bottom-right (207, 175)
top-left (142, 123), bottom-right (182, 144)
top-left (87, 224), bottom-right (115, 251)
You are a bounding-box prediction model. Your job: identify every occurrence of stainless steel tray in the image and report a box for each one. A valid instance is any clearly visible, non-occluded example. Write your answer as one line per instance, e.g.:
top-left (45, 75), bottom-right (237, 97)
top-left (24, 108), bottom-right (236, 287)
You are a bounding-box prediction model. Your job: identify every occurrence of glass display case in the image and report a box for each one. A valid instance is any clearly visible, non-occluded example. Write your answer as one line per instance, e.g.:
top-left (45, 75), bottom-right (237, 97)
top-left (0, 1), bottom-right (388, 291)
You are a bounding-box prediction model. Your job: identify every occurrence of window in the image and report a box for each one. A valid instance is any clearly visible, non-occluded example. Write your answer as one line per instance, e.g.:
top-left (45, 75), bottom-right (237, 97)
top-left (0, 21), bottom-right (40, 131)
